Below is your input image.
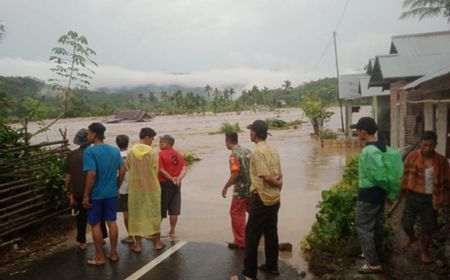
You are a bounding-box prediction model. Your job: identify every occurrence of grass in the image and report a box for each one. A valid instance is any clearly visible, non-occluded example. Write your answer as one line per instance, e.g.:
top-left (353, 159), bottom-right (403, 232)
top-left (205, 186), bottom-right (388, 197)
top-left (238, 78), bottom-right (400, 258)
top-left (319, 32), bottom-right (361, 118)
top-left (208, 122), bottom-right (242, 135)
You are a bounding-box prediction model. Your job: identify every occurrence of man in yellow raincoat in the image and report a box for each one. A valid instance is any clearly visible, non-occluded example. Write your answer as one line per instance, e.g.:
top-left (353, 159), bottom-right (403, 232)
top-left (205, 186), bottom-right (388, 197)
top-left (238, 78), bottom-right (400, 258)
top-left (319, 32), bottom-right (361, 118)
top-left (126, 127), bottom-right (164, 252)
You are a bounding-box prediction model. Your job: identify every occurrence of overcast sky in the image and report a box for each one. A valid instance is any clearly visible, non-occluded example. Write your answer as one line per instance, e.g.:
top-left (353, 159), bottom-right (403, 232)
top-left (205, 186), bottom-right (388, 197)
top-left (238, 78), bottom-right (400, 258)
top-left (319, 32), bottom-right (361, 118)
top-left (0, 0), bottom-right (448, 90)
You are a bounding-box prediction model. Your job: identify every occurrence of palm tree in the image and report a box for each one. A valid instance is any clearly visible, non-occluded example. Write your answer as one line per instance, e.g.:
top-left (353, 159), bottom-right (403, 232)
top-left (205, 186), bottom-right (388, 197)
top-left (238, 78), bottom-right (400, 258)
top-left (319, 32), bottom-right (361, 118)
top-left (0, 21), bottom-right (5, 41)
top-left (400, 0), bottom-right (450, 22)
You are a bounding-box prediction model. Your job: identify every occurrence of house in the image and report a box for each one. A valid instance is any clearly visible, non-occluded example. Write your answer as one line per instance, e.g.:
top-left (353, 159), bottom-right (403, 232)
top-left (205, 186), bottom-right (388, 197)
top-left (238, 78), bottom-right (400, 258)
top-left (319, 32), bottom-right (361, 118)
top-left (402, 66), bottom-right (450, 157)
top-left (338, 73), bottom-right (365, 136)
top-left (107, 110), bottom-right (153, 123)
top-left (367, 30), bottom-right (450, 152)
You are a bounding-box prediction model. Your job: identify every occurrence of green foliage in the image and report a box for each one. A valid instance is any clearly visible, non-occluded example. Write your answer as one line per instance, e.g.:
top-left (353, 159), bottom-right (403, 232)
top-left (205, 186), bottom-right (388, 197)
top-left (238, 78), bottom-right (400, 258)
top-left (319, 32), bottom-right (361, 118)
top-left (35, 156), bottom-right (66, 209)
top-left (302, 156), bottom-right (360, 257)
top-left (319, 129), bottom-right (337, 140)
top-left (183, 152), bottom-right (201, 165)
top-left (265, 118), bottom-right (303, 130)
top-left (301, 94), bottom-right (334, 135)
top-left (400, 0), bottom-right (450, 22)
top-left (209, 122), bottom-right (242, 135)
top-left (49, 30), bottom-right (97, 113)
top-left (0, 123), bottom-right (29, 149)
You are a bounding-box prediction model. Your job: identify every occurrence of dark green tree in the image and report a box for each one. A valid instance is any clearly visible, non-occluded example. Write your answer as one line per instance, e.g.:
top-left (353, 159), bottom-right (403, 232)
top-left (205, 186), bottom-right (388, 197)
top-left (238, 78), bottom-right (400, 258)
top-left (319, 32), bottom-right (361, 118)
top-left (401, 0), bottom-right (450, 21)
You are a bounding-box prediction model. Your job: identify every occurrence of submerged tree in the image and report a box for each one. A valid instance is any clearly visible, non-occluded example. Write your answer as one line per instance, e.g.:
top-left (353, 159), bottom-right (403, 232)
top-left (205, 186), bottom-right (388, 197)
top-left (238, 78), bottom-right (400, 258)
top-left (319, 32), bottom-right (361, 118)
top-left (300, 94), bottom-right (334, 135)
top-left (401, 0), bottom-right (450, 22)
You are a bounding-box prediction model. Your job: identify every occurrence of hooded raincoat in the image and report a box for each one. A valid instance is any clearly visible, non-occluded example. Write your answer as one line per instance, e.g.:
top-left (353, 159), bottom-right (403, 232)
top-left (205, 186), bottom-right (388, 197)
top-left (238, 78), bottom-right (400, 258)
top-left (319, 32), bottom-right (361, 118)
top-left (126, 143), bottom-right (161, 236)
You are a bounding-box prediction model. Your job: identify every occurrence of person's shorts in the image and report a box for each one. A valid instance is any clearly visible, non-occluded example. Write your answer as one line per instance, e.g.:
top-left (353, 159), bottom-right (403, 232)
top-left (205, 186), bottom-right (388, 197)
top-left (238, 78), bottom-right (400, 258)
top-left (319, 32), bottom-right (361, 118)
top-left (87, 198), bottom-right (117, 225)
top-left (402, 191), bottom-right (438, 234)
top-left (160, 181), bottom-right (181, 219)
top-left (116, 194), bottom-right (128, 212)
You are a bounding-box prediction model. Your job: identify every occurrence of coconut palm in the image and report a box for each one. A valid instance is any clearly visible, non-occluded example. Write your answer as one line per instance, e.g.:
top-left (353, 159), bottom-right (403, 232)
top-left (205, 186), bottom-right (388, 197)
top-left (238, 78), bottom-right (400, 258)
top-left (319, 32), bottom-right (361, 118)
top-left (0, 21), bottom-right (5, 41)
top-left (400, 0), bottom-right (450, 22)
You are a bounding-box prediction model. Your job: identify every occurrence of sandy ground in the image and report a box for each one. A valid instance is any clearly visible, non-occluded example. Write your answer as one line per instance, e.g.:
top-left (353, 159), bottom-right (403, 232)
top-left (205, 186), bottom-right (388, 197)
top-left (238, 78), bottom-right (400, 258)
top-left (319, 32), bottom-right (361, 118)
top-left (24, 106), bottom-right (370, 275)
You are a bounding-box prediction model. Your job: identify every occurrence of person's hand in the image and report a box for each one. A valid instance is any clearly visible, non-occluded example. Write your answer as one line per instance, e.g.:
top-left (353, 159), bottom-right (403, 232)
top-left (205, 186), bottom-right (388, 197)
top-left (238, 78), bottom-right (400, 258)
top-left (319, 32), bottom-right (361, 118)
top-left (222, 186), bottom-right (228, 198)
top-left (82, 196), bottom-right (91, 209)
top-left (276, 176), bottom-right (283, 189)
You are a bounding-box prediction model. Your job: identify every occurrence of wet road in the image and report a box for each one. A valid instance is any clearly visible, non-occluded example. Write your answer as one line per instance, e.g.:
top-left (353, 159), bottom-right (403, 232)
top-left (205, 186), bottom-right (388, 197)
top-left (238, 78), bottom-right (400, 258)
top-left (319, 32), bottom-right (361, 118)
top-left (1, 240), bottom-right (299, 280)
top-left (19, 107), bottom-right (370, 277)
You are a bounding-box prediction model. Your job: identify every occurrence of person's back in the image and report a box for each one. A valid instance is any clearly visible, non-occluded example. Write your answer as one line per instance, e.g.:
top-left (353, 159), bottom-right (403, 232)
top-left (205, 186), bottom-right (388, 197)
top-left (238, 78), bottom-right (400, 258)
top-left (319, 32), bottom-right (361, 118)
top-left (84, 144), bottom-right (122, 199)
top-left (231, 145), bottom-right (252, 198)
top-left (65, 147), bottom-right (86, 198)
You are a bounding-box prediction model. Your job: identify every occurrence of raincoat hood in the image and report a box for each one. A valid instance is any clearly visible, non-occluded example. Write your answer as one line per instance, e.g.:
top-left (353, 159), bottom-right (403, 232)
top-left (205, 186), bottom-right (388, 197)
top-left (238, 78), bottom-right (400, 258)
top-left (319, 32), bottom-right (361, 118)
top-left (131, 143), bottom-right (153, 160)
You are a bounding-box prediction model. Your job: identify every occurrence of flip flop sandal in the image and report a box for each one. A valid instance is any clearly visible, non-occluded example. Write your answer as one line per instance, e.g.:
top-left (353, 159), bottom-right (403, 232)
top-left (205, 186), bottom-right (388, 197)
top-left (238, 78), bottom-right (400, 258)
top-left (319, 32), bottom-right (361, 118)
top-left (78, 243), bottom-right (88, 250)
top-left (121, 238), bottom-right (134, 244)
top-left (107, 254), bottom-right (120, 262)
top-left (358, 264), bottom-right (382, 274)
top-left (155, 243), bottom-right (166, 250)
top-left (131, 245), bottom-right (142, 253)
top-left (86, 258), bottom-right (105, 266)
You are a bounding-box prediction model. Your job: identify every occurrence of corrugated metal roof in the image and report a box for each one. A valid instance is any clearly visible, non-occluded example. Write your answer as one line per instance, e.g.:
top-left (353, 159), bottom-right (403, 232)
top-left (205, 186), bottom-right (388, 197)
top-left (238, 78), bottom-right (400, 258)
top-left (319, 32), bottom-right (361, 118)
top-left (403, 66), bottom-right (450, 90)
top-left (338, 73), bottom-right (366, 100)
top-left (390, 30), bottom-right (450, 56)
top-left (359, 76), bottom-right (389, 97)
top-left (369, 53), bottom-right (450, 86)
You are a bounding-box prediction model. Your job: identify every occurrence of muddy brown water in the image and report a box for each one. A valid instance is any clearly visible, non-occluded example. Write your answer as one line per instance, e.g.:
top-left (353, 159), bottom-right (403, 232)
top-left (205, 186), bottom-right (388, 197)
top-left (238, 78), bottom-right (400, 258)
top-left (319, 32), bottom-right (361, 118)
top-left (25, 107), bottom-right (370, 276)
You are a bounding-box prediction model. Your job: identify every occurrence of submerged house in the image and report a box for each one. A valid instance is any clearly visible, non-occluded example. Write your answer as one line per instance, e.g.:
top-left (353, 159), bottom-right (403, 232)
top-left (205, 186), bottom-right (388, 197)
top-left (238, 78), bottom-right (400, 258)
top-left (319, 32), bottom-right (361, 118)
top-left (338, 73), bottom-right (364, 136)
top-left (107, 110), bottom-right (153, 123)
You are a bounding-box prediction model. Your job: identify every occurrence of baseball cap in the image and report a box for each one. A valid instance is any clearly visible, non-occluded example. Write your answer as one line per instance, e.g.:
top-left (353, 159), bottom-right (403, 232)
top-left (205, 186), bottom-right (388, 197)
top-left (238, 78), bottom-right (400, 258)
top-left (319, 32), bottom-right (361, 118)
top-left (73, 128), bottom-right (88, 146)
top-left (350, 117), bottom-right (378, 134)
top-left (159, 134), bottom-right (175, 145)
top-left (247, 120), bottom-right (270, 136)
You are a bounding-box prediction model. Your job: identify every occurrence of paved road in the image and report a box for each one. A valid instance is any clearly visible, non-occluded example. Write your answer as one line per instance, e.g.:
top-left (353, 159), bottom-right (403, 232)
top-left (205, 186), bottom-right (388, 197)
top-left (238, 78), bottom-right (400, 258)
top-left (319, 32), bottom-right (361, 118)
top-left (1, 240), bottom-right (299, 280)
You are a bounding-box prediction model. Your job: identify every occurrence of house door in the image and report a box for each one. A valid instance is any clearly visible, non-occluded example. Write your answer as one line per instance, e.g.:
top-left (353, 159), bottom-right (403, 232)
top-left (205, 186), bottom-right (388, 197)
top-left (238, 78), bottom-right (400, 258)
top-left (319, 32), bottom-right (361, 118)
top-left (447, 105), bottom-right (450, 158)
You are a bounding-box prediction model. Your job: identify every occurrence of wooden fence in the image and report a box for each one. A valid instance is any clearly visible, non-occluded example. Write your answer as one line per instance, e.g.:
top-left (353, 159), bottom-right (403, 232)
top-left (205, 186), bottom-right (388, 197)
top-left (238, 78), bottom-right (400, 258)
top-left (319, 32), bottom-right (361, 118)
top-left (0, 140), bottom-right (69, 240)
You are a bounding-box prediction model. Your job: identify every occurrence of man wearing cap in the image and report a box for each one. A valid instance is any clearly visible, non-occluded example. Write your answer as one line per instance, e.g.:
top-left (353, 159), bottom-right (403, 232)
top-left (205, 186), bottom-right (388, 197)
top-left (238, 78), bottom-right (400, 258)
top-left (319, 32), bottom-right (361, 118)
top-left (82, 122), bottom-right (125, 266)
top-left (242, 120), bottom-right (283, 280)
top-left (351, 117), bottom-right (386, 274)
top-left (158, 134), bottom-right (186, 239)
top-left (64, 129), bottom-right (108, 250)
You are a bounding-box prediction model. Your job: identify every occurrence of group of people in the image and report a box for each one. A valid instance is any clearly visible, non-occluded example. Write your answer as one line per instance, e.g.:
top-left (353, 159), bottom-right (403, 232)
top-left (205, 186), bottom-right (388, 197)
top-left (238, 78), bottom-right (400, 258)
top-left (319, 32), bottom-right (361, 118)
top-left (352, 117), bottom-right (449, 275)
top-left (64, 123), bottom-right (186, 266)
top-left (64, 116), bottom-right (449, 279)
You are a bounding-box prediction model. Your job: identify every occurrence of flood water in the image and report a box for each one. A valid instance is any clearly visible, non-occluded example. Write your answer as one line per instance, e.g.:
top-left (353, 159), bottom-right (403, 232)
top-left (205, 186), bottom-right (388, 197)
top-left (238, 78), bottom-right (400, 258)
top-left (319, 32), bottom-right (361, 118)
top-left (27, 106), bottom-right (370, 275)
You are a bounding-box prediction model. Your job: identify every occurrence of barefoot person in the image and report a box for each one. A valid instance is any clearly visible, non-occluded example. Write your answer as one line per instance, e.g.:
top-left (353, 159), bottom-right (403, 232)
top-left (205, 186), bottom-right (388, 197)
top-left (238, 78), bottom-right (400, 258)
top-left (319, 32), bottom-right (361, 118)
top-left (82, 123), bottom-right (125, 266)
top-left (401, 131), bottom-right (450, 263)
top-left (221, 132), bottom-right (252, 250)
top-left (115, 134), bottom-right (133, 244)
top-left (241, 120), bottom-right (283, 280)
top-left (158, 134), bottom-right (186, 240)
top-left (127, 128), bottom-right (164, 252)
top-left (64, 128), bottom-right (108, 250)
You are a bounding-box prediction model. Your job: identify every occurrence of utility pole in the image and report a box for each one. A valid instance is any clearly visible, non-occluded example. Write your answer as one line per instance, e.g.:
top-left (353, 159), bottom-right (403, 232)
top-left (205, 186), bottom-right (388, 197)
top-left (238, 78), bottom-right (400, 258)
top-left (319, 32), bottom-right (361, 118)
top-left (333, 31), bottom-right (345, 133)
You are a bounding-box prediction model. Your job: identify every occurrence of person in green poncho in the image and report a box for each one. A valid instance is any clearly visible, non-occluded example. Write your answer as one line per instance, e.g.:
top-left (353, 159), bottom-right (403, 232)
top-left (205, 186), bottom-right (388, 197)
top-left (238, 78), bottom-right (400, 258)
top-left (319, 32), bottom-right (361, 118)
top-left (126, 127), bottom-right (165, 252)
top-left (352, 117), bottom-right (387, 274)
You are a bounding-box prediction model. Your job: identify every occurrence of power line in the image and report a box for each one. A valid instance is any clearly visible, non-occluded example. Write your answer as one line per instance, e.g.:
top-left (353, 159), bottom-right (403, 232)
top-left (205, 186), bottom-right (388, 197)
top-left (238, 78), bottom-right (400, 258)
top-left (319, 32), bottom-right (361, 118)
top-left (304, 0), bottom-right (351, 82)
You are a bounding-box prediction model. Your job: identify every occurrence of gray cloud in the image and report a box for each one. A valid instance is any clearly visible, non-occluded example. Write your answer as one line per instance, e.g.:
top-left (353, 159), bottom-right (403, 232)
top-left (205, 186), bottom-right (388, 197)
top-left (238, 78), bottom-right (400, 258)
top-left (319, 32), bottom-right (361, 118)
top-left (0, 0), bottom-right (448, 89)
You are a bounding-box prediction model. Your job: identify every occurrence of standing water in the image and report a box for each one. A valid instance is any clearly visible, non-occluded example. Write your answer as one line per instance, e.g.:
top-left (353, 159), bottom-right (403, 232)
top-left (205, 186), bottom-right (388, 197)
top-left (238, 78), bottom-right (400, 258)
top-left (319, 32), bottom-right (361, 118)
top-left (26, 106), bottom-right (370, 274)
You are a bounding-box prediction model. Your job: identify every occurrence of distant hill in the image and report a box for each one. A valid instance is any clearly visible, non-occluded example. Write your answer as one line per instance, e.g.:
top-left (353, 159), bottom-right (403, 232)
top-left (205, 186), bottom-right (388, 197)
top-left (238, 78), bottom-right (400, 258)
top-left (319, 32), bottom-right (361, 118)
top-left (97, 84), bottom-right (207, 97)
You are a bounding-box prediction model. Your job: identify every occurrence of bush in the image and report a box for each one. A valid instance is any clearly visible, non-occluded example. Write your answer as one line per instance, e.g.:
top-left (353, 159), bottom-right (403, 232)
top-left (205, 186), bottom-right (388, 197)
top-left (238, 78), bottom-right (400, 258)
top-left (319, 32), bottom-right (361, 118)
top-left (319, 129), bottom-right (337, 140)
top-left (266, 118), bottom-right (303, 129)
top-left (209, 122), bottom-right (242, 135)
top-left (301, 156), bottom-right (359, 258)
top-left (183, 152), bottom-right (201, 165)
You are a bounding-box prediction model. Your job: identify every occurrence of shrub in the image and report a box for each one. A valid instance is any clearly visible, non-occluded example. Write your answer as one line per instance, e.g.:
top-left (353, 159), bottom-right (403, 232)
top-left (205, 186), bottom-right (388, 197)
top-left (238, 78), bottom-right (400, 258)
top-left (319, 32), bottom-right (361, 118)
top-left (183, 152), bottom-right (201, 165)
top-left (319, 129), bottom-right (337, 140)
top-left (209, 122), bottom-right (242, 135)
top-left (265, 118), bottom-right (303, 130)
top-left (301, 156), bottom-right (360, 258)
